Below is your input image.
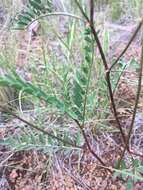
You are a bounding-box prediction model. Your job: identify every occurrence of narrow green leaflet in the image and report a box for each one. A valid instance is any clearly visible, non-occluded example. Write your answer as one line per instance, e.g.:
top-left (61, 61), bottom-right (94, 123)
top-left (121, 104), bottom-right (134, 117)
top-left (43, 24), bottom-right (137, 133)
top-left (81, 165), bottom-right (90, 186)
top-left (13, 0), bottom-right (53, 29)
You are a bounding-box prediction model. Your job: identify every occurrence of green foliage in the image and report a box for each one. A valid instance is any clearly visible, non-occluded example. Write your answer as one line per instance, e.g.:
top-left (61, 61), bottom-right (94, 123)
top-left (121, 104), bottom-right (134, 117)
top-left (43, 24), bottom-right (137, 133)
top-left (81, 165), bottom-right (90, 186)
top-left (72, 27), bottom-right (94, 121)
top-left (110, 0), bottom-right (123, 21)
top-left (0, 3), bottom-right (143, 190)
top-left (0, 23), bottom-right (96, 157)
top-left (111, 60), bottom-right (127, 92)
top-left (0, 130), bottom-right (70, 152)
top-left (0, 26), bottom-right (94, 123)
top-left (0, 72), bottom-right (65, 112)
top-left (14, 0), bottom-right (53, 29)
top-left (114, 159), bottom-right (143, 189)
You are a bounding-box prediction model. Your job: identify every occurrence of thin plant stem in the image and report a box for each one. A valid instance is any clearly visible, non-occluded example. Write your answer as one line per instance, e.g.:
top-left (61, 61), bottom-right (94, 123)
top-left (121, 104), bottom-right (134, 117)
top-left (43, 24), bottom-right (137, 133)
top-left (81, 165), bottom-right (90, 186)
top-left (72, 1), bottom-right (113, 173)
top-left (109, 19), bottom-right (143, 72)
top-left (75, 0), bottom-right (126, 145)
top-left (118, 27), bottom-right (143, 167)
top-left (82, 37), bottom-right (95, 127)
top-left (74, 0), bottom-right (90, 22)
top-left (25, 12), bottom-right (86, 30)
top-left (0, 105), bottom-right (111, 172)
top-left (74, 119), bottom-right (111, 171)
top-left (0, 105), bottom-right (81, 149)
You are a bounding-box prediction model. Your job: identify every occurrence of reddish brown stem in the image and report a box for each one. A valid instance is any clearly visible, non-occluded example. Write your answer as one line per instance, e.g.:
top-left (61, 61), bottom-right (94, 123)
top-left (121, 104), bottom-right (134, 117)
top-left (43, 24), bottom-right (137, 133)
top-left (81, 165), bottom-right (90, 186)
top-left (118, 30), bottom-right (143, 167)
top-left (0, 105), bottom-right (112, 172)
top-left (109, 19), bottom-right (143, 72)
top-left (75, 0), bottom-right (126, 144)
top-left (70, 1), bottom-right (113, 172)
top-left (75, 119), bottom-right (112, 173)
top-left (0, 105), bottom-right (82, 149)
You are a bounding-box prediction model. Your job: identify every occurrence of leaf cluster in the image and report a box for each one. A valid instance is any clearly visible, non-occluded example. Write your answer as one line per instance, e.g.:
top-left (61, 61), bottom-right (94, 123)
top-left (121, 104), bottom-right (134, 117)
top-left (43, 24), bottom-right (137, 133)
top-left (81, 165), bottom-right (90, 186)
top-left (14, 0), bottom-right (53, 29)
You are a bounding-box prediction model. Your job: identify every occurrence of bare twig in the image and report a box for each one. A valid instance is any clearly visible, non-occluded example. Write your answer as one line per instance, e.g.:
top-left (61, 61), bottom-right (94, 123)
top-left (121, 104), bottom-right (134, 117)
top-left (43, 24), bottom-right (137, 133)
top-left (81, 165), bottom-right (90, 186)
top-left (74, 0), bottom-right (126, 144)
top-left (70, 0), bottom-right (111, 171)
top-left (0, 153), bottom-right (14, 167)
top-left (0, 105), bottom-right (112, 172)
top-left (74, 0), bottom-right (90, 22)
top-left (75, 119), bottom-right (112, 173)
top-left (89, 0), bottom-right (94, 25)
top-left (118, 26), bottom-right (143, 167)
top-left (26, 12), bottom-right (85, 29)
top-left (0, 105), bottom-right (81, 149)
top-left (109, 19), bottom-right (143, 72)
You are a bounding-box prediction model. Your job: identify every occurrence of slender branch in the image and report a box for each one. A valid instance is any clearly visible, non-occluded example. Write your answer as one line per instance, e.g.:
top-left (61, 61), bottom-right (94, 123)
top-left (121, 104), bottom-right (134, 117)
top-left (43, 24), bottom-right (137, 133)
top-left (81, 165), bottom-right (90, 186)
top-left (90, 24), bottom-right (108, 70)
top-left (74, 119), bottom-right (110, 170)
top-left (75, 0), bottom-right (126, 144)
top-left (0, 106), bottom-right (112, 172)
top-left (0, 105), bottom-right (81, 149)
top-left (90, 0), bottom-right (94, 25)
top-left (71, 1), bottom-right (112, 173)
top-left (74, 0), bottom-right (90, 22)
top-left (109, 19), bottom-right (143, 72)
top-left (74, 0), bottom-right (106, 167)
top-left (26, 12), bottom-right (85, 30)
top-left (74, 54), bottom-right (109, 168)
top-left (118, 28), bottom-right (143, 167)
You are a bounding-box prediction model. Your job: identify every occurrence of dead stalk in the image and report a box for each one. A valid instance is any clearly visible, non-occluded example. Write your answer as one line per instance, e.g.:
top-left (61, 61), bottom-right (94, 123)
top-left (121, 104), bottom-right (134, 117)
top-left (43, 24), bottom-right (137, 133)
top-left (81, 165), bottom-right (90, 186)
top-left (0, 105), bottom-right (81, 149)
top-left (75, 0), bottom-right (126, 144)
top-left (118, 26), bottom-right (143, 167)
top-left (74, 119), bottom-right (107, 167)
top-left (109, 19), bottom-right (143, 72)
